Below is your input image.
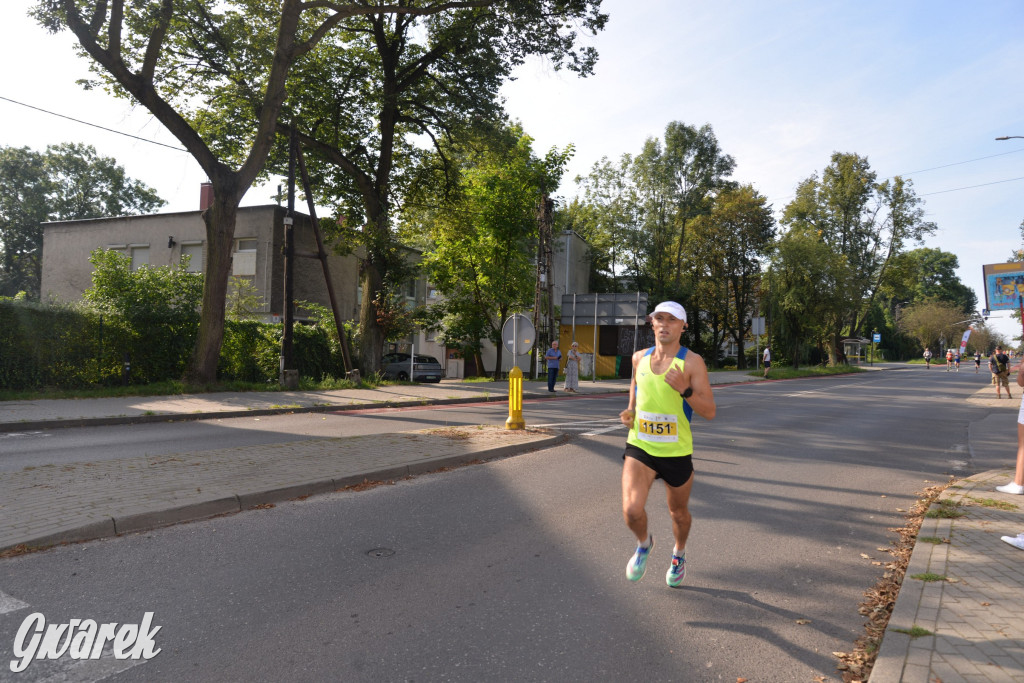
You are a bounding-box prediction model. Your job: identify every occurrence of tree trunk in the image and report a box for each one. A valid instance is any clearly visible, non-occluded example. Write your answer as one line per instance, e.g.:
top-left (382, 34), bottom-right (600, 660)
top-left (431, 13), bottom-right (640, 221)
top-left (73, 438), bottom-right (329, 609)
top-left (358, 257), bottom-right (385, 375)
top-left (185, 190), bottom-right (238, 384)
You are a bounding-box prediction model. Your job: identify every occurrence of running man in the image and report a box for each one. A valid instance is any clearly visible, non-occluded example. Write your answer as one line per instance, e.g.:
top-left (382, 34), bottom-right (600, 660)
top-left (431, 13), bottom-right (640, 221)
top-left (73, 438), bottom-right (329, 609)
top-left (923, 348), bottom-right (932, 368)
top-left (619, 301), bottom-right (716, 588)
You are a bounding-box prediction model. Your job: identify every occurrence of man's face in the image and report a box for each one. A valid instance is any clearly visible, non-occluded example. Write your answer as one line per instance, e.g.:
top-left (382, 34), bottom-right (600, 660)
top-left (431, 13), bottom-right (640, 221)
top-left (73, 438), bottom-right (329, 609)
top-left (651, 312), bottom-right (685, 341)
top-left (552, 341), bottom-right (558, 348)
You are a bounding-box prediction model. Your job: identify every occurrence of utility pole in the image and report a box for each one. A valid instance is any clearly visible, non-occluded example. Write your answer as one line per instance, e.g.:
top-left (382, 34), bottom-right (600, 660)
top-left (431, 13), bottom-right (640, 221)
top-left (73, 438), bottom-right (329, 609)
top-left (531, 195), bottom-right (555, 379)
top-left (280, 129), bottom-right (297, 388)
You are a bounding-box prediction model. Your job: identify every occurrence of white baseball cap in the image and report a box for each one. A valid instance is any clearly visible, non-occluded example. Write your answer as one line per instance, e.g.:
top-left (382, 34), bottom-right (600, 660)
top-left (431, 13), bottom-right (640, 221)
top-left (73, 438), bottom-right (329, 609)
top-left (651, 301), bottom-right (687, 322)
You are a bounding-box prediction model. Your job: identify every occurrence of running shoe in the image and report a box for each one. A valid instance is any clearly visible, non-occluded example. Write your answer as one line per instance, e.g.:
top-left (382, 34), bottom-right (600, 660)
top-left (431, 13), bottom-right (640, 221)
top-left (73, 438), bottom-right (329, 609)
top-left (626, 536), bottom-right (654, 581)
top-left (1000, 535), bottom-right (1024, 550)
top-left (666, 553), bottom-right (686, 588)
top-left (996, 482), bottom-right (1024, 495)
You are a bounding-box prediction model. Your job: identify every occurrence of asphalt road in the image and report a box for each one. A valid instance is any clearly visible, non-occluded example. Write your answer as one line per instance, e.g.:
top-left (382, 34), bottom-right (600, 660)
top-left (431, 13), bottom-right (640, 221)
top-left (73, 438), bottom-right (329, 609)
top-left (0, 366), bottom-right (1006, 681)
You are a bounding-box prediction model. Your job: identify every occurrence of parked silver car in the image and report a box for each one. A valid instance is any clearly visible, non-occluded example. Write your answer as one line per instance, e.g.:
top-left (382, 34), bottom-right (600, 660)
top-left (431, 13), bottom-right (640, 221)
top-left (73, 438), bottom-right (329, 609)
top-left (380, 353), bottom-right (443, 383)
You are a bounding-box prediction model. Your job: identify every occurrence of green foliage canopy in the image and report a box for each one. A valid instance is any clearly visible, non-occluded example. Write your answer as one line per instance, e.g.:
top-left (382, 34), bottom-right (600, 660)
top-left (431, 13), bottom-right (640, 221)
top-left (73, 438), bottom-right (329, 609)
top-left (0, 143), bottom-right (164, 298)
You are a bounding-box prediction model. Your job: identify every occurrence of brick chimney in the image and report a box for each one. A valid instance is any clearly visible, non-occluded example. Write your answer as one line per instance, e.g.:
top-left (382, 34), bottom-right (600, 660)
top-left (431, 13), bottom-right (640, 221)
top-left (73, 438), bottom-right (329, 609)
top-left (199, 181), bottom-right (214, 211)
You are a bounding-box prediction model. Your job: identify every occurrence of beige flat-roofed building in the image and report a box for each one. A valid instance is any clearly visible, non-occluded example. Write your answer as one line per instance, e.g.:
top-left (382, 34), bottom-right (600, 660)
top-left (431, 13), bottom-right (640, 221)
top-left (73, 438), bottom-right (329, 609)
top-left (40, 204), bottom-right (369, 323)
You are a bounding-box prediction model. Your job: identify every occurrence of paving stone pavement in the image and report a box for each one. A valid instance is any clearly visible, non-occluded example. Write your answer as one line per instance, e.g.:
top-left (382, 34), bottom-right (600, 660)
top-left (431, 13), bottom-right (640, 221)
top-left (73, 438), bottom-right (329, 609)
top-left (868, 383), bottom-right (1024, 683)
top-left (0, 426), bottom-right (564, 553)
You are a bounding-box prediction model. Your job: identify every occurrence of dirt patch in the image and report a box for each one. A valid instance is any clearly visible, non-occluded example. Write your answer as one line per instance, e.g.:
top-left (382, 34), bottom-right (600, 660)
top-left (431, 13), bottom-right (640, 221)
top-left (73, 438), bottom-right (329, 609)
top-left (835, 480), bottom-right (951, 682)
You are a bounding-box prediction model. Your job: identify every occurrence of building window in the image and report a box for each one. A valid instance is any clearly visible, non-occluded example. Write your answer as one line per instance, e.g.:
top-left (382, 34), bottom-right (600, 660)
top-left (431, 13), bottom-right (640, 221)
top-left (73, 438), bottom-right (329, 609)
top-left (130, 245), bottom-right (149, 271)
top-left (181, 242), bottom-right (204, 273)
top-left (233, 238), bottom-right (257, 276)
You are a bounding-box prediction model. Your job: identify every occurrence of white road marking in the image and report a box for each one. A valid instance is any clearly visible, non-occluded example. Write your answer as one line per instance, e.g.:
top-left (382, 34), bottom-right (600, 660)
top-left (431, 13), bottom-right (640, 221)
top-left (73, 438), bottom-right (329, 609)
top-left (581, 424), bottom-right (626, 436)
top-left (0, 589), bottom-right (29, 614)
top-left (530, 419), bottom-right (626, 436)
top-left (0, 431), bottom-right (50, 440)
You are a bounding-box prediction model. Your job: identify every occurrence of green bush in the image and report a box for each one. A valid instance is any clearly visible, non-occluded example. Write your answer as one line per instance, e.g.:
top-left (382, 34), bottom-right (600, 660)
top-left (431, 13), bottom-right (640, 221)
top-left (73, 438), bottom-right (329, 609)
top-left (219, 321), bottom-right (279, 383)
top-left (1, 250), bottom-right (352, 389)
top-left (218, 320), bottom-right (347, 384)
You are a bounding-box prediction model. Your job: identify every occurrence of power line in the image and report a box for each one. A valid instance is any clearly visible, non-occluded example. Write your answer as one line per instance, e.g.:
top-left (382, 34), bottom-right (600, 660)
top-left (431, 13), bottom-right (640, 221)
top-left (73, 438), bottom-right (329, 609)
top-left (898, 147), bottom-right (1024, 177)
top-left (0, 94), bottom-right (188, 152)
top-left (769, 148), bottom-right (1024, 205)
top-left (919, 175), bottom-right (1024, 197)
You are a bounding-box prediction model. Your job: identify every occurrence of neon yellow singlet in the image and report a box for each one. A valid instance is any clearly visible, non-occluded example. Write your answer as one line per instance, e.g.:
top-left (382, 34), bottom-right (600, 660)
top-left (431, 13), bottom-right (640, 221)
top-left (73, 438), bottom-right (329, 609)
top-left (626, 348), bottom-right (694, 457)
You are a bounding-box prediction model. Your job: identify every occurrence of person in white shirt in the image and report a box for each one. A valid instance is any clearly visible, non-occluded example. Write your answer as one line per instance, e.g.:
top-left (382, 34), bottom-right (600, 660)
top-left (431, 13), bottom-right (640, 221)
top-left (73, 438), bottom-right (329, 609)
top-left (762, 346), bottom-right (771, 378)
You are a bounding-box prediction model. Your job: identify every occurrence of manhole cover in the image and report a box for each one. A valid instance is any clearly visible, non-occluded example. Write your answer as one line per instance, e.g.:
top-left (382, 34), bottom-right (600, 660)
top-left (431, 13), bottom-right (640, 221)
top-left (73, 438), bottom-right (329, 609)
top-left (367, 548), bottom-right (395, 558)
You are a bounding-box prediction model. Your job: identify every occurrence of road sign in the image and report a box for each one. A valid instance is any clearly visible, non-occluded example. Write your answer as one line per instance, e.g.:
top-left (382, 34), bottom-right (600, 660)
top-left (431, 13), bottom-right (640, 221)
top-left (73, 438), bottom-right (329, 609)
top-left (872, 332), bottom-right (881, 343)
top-left (502, 314), bottom-right (535, 356)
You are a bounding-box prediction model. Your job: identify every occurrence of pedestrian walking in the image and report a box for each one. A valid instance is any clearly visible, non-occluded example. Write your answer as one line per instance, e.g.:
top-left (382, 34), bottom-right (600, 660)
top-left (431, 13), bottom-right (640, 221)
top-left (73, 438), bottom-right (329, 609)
top-left (996, 358), bottom-right (1024, 495)
top-left (619, 301), bottom-right (716, 588)
top-left (762, 345), bottom-right (771, 378)
top-left (563, 342), bottom-right (581, 392)
top-left (990, 346), bottom-right (1012, 399)
top-left (544, 340), bottom-right (561, 393)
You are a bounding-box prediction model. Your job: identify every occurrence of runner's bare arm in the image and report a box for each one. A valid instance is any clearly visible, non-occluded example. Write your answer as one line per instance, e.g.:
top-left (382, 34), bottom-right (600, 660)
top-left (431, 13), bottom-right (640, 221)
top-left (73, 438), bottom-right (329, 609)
top-left (665, 352), bottom-right (716, 420)
top-left (619, 349), bottom-right (645, 426)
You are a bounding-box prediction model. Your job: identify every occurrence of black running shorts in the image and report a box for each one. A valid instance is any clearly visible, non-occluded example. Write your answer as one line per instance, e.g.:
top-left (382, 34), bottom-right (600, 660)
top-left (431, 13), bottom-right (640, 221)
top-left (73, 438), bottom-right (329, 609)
top-left (623, 443), bottom-right (694, 488)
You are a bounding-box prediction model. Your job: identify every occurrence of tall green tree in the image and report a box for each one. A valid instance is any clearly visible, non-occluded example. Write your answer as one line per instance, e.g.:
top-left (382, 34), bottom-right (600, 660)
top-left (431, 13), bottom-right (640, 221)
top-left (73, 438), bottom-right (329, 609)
top-left (765, 226), bottom-right (850, 368)
top-left (896, 299), bottom-right (974, 355)
top-left (0, 143), bottom-right (163, 298)
top-left (407, 124), bottom-right (571, 377)
top-left (881, 247), bottom-right (977, 315)
top-left (573, 154), bottom-right (639, 293)
top-left (781, 153), bottom-right (935, 363)
top-left (572, 122), bottom-right (736, 355)
top-left (688, 185), bottom-right (775, 368)
top-left (627, 122), bottom-right (736, 305)
top-left (31, 0), bottom-right (508, 383)
top-left (272, 1), bottom-right (606, 373)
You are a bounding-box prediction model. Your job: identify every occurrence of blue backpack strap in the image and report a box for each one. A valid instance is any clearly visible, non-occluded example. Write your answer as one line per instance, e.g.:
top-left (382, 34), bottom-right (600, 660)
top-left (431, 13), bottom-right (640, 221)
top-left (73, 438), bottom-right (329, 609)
top-left (677, 347), bottom-right (693, 421)
top-left (634, 347), bottom-right (654, 397)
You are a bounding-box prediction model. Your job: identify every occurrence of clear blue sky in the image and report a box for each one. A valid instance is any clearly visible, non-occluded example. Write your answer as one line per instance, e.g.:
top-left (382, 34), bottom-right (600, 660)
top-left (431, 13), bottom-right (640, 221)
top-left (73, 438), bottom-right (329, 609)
top-left (3, 1), bottom-right (1023, 339)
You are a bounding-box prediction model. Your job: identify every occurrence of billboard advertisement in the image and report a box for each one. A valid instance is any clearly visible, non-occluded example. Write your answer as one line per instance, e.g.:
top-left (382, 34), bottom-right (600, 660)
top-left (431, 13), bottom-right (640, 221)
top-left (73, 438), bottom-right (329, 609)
top-left (982, 262), bottom-right (1024, 311)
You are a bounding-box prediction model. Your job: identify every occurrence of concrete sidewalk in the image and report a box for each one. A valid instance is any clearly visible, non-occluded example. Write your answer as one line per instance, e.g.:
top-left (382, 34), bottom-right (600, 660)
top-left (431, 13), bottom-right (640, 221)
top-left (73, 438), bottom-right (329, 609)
top-left (868, 385), bottom-right (1024, 682)
top-left (0, 375), bottom-right (640, 432)
top-left (2, 367), bottom-right (1023, 680)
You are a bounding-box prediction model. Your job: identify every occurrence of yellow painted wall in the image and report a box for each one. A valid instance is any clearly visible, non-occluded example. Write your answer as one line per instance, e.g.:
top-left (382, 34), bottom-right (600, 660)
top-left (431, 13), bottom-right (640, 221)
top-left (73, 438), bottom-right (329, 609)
top-left (559, 325), bottom-right (619, 378)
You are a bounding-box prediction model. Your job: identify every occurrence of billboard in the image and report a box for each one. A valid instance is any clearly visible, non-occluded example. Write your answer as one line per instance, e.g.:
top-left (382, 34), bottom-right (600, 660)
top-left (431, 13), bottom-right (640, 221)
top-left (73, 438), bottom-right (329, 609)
top-left (982, 262), bottom-right (1024, 311)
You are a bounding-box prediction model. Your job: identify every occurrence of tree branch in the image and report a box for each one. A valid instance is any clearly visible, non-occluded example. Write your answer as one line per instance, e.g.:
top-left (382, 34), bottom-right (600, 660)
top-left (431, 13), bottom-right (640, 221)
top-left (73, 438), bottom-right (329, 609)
top-left (141, 0), bottom-right (174, 81)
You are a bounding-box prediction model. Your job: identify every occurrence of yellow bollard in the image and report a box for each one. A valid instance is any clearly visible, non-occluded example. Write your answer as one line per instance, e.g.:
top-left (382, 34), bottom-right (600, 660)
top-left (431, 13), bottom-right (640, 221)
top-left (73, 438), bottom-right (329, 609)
top-left (505, 366), bottom-right (525, 430)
